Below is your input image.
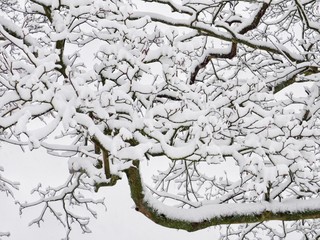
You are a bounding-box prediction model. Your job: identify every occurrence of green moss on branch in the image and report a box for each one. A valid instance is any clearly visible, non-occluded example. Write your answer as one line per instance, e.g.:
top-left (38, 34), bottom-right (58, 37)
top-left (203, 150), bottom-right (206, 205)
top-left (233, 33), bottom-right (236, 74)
top-left (124, 161), bottom-right (320, 232)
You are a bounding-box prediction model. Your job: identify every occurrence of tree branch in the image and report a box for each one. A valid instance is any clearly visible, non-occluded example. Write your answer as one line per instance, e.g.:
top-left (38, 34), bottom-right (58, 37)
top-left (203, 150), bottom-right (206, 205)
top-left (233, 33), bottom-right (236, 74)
top-left (125, 161), bottom-right (320, 232)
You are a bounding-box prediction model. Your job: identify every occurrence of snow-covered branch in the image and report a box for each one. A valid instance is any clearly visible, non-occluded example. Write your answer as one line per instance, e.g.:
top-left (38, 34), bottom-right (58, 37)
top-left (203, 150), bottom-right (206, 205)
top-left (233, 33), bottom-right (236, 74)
top-left (18, 173), bottom-right (105, 239)
top-left (0, 0), bottom-right (320, 238)
top-left (0, 166), bottom-right (19, 198)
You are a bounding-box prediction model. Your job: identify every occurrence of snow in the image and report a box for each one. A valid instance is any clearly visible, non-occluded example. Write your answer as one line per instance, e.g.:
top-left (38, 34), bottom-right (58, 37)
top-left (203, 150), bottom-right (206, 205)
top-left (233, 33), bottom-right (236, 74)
top-left (161, 140), bottom-right (197, 160)
top-left (144, 189), bottom-right (320, 222)
top-left (14, 111), bottom-right (31, 134)
top-left (68, 157), bottom-right (100, 178)
top-left (116, 143), bottom-right (152, 160)
top-left (1, 0), bottom-right (320, 238)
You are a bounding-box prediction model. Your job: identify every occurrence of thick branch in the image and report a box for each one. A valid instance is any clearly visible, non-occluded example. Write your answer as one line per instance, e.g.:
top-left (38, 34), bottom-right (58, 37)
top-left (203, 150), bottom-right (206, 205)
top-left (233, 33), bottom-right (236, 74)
top-left (56, 39), bottom-right (68, 78)
top-left (130, 3), bottom-right (303, 64)
top-left (30, 0), bottom-right (67, 77)
top-left (125, 161), bottom-right (320, 232)
top-left (190, 43), bottom-right (237, 84)
top-left (238, 2), bottom-right (270, 34)
top-left (190, 2), bottom-right (270, 84)
top-left (273, 66), bottom-right (319, 93)
top-left (91, 138), bottom-right (120, 191)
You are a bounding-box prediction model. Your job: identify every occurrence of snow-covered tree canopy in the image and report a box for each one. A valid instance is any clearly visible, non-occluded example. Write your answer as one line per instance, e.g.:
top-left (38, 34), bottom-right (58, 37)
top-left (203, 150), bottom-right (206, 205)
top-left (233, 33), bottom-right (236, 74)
top-left (1, 0), bottom-right (320, 239)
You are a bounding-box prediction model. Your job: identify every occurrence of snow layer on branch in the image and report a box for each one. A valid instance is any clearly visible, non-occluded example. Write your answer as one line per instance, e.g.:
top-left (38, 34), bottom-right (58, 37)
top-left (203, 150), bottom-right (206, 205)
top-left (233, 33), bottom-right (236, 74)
top-left (68, 157), bottom-right (100, 178)
top-left (145, 188), bottom-right (320, 222)
top-left (1, 1), bottom-right (320, 236)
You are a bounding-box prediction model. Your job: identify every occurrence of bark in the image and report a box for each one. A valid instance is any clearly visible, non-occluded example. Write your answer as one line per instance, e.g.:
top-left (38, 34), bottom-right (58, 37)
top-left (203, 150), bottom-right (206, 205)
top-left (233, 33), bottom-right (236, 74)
top-left (124, 161), bottom-right (320, 232)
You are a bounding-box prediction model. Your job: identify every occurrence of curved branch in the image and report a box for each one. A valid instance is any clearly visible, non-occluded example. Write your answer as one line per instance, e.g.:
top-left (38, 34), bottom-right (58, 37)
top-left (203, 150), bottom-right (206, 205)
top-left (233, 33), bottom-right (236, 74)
top-left (190, 2), bottom-right (270, 83)
top-left (125, 161), bottom-right (320, 232)
top-left (130, 4), bottom-right (303, 64)
top-left (190, 43), bottom-right (237, 84)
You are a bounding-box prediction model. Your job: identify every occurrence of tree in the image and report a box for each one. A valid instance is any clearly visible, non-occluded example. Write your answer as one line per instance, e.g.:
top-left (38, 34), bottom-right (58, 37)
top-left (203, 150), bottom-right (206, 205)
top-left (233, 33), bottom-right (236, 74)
top-left (1, 0), bottom-right (320, 239)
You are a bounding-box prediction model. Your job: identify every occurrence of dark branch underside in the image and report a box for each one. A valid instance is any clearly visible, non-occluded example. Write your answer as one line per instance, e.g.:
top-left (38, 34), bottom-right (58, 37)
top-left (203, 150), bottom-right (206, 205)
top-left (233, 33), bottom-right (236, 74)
top-left (124, 161), bottom-right (320, 232)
